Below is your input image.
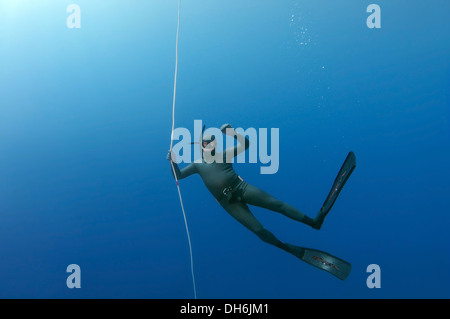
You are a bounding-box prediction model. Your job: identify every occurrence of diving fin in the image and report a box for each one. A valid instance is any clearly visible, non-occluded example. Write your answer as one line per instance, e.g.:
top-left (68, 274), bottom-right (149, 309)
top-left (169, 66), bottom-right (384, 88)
top-left (284, 152), bottom-right (355, 279)
top-left (285, 244), bottom-right (351, 280)
top-left (316, 151), bottom-right (356, 228)
top-left (301, 247), bottom-right (352, 280)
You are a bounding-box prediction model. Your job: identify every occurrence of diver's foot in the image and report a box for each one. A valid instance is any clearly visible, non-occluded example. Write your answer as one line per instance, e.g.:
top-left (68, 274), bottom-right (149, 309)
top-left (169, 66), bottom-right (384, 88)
top-left (285, 243), bottom-right (306, 259)
top-left (312, 208), bottom-right (326, 230)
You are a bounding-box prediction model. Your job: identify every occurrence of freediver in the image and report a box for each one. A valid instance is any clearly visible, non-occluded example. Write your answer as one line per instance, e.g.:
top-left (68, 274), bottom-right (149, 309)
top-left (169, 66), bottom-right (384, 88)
top-left (167, 123), bottom-right (355, 279)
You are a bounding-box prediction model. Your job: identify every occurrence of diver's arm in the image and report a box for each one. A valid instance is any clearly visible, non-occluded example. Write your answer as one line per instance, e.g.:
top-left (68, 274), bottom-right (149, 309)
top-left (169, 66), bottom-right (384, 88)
top-left (167, 151), bottom-right (197, 180)
top-left (222, 124), bottom-right (250, 159)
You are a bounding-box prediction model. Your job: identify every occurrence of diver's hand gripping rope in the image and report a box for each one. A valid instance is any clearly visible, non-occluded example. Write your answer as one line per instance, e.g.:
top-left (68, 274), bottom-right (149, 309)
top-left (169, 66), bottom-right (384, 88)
top-left (169, 0), bottom-right (197, 299)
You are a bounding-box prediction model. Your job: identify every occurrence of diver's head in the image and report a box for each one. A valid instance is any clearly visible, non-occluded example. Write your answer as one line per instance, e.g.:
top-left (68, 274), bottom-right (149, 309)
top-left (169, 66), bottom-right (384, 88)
top-left (201, 134), bottom-right (216, 154)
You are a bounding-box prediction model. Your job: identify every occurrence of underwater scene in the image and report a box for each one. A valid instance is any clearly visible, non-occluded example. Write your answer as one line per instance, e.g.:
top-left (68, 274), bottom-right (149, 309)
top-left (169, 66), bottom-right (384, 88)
top-left (0, 0), bottom-right (449, 299)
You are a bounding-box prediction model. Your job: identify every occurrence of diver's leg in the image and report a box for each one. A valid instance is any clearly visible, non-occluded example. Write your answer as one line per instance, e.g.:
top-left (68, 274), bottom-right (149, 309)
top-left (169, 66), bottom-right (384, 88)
top-left (241, 184), bottom-right (316, 228)
top-left (219, 200), bottom-right (296, 255)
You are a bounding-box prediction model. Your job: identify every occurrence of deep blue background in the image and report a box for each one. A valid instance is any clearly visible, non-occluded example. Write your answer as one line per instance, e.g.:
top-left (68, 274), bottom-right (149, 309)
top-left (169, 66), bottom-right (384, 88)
top-left (0, 0), bottom-right (449, 298)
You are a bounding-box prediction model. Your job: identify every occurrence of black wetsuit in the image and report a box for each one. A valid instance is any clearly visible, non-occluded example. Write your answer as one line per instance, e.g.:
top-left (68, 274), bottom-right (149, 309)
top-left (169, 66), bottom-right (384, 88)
top-left (168, 129), bottom-right (323, 258)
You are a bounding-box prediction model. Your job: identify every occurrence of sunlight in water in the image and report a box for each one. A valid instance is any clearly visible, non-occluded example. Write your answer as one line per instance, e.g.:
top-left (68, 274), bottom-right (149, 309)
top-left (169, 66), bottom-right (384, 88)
top-left (0, 0), bottom-right (39, 27)
top-left (0, 0), bottom-right (24, 15)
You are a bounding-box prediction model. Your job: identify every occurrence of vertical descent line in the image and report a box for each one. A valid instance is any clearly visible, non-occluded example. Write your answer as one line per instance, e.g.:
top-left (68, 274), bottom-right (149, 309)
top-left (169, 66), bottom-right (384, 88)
top-left (169, 0), bottom-right (197, 299)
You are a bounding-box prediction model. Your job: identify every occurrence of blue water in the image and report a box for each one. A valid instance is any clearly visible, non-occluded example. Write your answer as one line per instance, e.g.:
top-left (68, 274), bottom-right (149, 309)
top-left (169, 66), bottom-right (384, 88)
top-left (0, 0), bottom-right (449, 299)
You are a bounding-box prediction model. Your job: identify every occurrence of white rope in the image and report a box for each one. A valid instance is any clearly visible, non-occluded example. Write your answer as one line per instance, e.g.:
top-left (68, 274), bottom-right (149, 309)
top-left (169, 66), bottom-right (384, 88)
top-left (169, 0), bottom-right (197, 299)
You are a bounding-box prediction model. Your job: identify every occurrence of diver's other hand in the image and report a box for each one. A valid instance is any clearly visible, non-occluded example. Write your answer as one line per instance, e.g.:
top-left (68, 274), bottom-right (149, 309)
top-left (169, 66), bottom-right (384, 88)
top-left (166, 150), bottom-right (176, 162)
top-left (220, 123), bottom-right (234, 135)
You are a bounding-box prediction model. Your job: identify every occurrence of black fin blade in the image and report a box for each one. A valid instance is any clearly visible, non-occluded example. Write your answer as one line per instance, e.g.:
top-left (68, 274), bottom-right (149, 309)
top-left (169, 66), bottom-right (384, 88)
top-left (321, 151), bottom-right (356, 214)
top-left (301, 248), bottom-right (352, 280)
